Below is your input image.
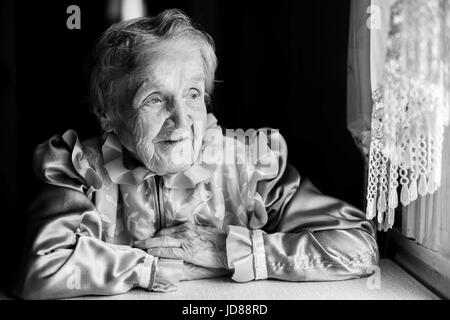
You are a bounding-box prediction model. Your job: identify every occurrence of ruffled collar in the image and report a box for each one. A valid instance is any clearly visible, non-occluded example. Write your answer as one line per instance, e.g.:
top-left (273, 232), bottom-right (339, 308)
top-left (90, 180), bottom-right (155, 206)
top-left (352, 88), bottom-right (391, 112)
top-left (101, 113), bottom-right (223, 189)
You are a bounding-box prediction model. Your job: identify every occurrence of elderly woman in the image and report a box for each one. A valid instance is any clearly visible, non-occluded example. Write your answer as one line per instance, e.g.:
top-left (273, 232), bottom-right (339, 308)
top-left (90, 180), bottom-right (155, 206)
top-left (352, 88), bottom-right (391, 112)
top-left (15, 9), bottom-right (379, 299)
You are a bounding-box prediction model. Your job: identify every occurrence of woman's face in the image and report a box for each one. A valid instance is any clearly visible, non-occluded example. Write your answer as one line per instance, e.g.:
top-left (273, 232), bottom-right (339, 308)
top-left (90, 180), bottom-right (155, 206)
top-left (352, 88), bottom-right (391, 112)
top-left (113, 39), bottom-right (208, 175)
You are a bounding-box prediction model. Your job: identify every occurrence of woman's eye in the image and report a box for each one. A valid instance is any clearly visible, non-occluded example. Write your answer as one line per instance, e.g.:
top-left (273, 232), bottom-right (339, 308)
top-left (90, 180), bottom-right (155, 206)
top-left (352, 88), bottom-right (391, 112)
top-left (144, 94), bottom-right (163, 105)
top-left (187, 89), bottom-right (201, 101)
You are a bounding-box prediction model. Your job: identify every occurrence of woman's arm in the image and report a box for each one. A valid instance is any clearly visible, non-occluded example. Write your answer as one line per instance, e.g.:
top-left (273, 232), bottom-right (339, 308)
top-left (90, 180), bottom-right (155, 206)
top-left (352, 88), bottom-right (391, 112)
top-left (227, 165), bottom-right (379, 282)
top-left (13, 131), bottom-right (183, 299)
top-left (226, 130), bottom-right (379, 282)
top-left (15, 184), bottom-right (170, 299)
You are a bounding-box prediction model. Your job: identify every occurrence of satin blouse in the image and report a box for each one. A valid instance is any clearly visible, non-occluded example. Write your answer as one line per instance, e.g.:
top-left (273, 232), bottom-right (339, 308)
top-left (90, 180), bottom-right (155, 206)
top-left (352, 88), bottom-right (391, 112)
top-left (14, 113), bottom-right (379, 299)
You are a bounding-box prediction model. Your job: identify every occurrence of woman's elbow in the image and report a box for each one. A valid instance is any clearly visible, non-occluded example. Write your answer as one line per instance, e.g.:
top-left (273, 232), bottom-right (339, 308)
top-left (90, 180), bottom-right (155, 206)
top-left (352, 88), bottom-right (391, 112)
top-left (13, 264), bottom-right (52, 300)
top-left (345, 228), bottom-right (380, 278)
top-left (321, 227), bottom-right (380, 279)
top-left (13, 254), bottom-right (73, 300)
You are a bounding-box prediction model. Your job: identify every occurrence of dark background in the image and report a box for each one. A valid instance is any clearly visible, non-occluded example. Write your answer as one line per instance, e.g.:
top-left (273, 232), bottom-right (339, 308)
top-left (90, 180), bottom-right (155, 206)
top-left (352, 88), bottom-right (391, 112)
top-left (1, 0), bottom-right (373, 292)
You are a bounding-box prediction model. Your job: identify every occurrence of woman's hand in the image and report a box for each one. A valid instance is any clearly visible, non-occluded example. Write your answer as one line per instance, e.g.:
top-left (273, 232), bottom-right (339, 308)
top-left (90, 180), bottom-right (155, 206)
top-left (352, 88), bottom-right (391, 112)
top-left (134, 222), bottom-right (229, 269)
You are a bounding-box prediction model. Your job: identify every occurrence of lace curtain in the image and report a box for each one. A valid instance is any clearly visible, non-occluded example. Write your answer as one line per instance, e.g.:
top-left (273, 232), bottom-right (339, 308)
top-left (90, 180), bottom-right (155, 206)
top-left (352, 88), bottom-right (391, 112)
top-left (402, 121), bottom-right (450, 252)
top-left (347, 0), bottom-right (450, 238)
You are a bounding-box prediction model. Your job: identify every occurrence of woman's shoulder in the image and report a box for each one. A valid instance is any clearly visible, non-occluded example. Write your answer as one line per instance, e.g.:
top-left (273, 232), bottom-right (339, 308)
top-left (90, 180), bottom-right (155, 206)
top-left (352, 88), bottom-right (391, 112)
top-left (32, 129), bottom-right (106, 193)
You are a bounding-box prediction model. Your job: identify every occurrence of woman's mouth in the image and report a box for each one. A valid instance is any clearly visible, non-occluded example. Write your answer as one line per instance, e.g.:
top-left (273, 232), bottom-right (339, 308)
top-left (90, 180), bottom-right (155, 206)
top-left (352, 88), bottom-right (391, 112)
top-left (156, 137), bottom-right (192, 144)
top-left (153, 130), bottom-right (193, 144)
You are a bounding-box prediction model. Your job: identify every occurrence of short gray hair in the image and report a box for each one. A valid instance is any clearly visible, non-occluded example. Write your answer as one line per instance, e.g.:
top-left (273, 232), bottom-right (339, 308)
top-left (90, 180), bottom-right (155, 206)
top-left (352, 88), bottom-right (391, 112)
top-left (90, 9), bottom-right (217, 123)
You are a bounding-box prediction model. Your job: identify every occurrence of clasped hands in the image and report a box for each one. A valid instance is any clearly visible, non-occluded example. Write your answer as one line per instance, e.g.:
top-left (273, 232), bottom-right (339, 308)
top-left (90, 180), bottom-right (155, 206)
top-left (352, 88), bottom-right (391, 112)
top-left (134, 222), bottom-right (231, 280)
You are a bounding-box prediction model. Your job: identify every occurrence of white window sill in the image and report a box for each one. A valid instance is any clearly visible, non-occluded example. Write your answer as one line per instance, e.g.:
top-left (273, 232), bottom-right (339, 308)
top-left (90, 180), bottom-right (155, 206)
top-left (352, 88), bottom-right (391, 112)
top-left (0, 258), bottom-right (439, 300)
top-left (67, 259), bottom-right (437, 300)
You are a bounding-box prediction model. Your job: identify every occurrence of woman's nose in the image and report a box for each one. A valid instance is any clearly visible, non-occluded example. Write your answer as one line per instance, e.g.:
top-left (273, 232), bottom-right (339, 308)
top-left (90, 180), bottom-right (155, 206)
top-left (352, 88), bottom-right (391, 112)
top-left (167, 99), bottom-right (190, 130)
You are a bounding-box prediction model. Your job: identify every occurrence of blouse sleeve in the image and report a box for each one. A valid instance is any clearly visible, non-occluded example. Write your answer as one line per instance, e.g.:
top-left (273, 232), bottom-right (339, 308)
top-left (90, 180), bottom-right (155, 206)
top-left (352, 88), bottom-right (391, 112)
top-left (14, 130), bottom-right (183, 299)
top-left (226, 129), bottom-right (379, 282)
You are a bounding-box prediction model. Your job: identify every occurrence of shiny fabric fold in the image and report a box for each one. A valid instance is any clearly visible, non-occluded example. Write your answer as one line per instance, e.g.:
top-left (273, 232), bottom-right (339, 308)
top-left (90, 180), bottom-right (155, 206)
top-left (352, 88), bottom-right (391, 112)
top-left (33, 129), bottom-right (102, 194)
top-left (102, 133), bottom-right (154, 185)
top-left (226, 226), bottom-right (268, 282)
top-left (152, 258), bottom-right (184, 292)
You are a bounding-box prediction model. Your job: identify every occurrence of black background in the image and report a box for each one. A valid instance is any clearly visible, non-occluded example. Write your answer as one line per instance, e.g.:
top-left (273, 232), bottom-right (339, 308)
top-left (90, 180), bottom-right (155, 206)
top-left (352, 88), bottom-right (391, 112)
top-left (1, 0), bottom-right (374, 292)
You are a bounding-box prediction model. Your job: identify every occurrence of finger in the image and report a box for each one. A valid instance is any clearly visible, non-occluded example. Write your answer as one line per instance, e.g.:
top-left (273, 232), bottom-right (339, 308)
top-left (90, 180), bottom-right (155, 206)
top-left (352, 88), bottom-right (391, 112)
top-left (134, 236), bottom-right (182, 249)
top-left (147, 247), bottom-right (186, 260)
top-left (156, 222), bottom-right (193, 236)
top-left (155, 226), bottom-right (180, 236)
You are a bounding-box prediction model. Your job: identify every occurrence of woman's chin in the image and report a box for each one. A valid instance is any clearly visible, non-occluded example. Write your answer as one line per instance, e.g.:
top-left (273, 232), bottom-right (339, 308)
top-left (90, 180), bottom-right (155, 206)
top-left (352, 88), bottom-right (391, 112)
top-left (155, 156), bottom-right (196, 175)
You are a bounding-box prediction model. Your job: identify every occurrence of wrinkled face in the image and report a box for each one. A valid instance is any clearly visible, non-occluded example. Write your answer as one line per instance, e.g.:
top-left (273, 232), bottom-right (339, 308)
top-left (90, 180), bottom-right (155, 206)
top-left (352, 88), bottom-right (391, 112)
top-left (113, 39), bottom-right (208, 175)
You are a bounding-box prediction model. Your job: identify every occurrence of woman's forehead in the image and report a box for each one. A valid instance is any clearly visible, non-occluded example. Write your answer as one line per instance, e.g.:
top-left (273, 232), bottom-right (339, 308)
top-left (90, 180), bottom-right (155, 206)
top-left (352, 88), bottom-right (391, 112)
top-left (138, 39), bottom-right (205, 80)
top-left (129, 42), bottom-right (205, 105)
top-left (132, 45), bottom-right (205, 92)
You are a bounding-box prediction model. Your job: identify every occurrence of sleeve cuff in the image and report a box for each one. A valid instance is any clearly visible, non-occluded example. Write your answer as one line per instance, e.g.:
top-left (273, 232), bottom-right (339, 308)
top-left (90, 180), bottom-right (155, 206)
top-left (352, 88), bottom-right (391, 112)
top-left (226, 225), bottom-right (268, 282)
top-left (138, 255), bottom-right (155, 290)
top-left (151, 258), bottom-right (184, 292)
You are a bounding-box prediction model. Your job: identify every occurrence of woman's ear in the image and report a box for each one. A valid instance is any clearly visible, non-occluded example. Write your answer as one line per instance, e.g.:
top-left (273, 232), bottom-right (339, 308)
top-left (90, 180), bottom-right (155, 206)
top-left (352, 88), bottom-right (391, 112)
top-left (98, 111), bottom-right (115, 133)
top-left (205, 93), bottom-right (212, 113)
